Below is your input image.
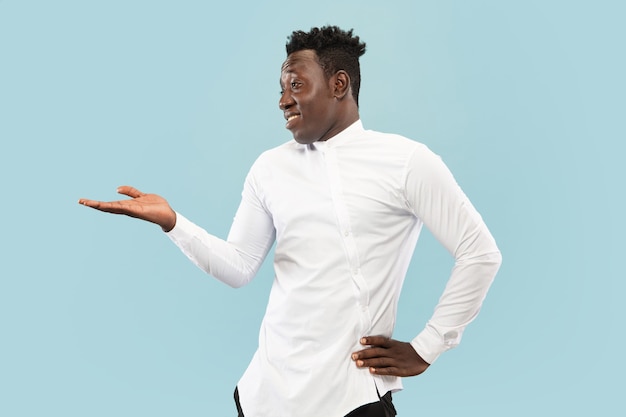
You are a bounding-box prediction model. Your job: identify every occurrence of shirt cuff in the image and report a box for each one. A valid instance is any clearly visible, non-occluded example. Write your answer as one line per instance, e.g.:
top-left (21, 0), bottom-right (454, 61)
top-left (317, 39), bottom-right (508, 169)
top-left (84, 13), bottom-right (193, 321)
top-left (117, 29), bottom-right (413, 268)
top-left (410, 324), bottom-right (461, 365)
top-left (164, 211), bottom-right (193, 242)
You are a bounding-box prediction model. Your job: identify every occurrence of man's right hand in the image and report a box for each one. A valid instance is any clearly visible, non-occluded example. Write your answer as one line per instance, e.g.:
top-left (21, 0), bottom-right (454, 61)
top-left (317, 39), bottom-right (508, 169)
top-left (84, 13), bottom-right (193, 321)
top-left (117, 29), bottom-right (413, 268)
top-left (78, 185), bottom-right (177, 232)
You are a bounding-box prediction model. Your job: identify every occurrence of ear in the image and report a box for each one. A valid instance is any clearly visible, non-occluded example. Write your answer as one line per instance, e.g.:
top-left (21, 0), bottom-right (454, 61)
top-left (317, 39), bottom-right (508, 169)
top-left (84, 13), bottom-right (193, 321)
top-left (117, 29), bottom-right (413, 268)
top-left (332, 70), bottom-right (351, 100)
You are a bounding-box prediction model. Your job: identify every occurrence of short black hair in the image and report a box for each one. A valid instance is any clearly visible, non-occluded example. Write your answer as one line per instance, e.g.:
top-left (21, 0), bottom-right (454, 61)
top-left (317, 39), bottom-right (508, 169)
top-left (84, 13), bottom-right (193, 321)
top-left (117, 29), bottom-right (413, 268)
top-left (286, 26), bottom-right (366, 105)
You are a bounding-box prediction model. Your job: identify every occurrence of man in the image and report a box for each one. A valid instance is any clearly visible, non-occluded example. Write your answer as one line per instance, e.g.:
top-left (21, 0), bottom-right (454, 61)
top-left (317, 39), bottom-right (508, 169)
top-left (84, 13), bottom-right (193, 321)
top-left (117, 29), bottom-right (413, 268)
top-left (79, 26), bottom-right (501, 417)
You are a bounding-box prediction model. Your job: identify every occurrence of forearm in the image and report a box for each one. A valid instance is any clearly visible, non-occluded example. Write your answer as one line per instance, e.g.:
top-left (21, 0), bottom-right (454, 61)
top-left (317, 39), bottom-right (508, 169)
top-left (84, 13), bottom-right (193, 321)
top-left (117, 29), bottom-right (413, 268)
top-left (166, 212), bottom-right (274, 288)
top-left (411, 249), bottom-right (501, 364)
top-left (405, 144), bottom-right (502, 364)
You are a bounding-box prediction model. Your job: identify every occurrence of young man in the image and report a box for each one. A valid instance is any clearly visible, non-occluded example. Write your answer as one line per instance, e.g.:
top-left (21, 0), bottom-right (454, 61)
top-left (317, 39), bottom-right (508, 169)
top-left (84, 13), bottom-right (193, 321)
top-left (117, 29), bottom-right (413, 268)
top-left (79, 26), bottom-right (501, 417)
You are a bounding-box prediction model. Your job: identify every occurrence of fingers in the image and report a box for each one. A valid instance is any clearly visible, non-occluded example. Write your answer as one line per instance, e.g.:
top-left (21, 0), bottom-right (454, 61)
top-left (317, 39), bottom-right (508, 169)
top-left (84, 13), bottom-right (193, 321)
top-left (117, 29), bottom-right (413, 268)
top-left (77, 198), bottom-right (94, 207)
top-left (353, 354), bottom-right (400, 376)
top-left (351, 336), bottom-right (395, 371)
top-left (351, 336), bottom-right (392, 361)
top-left (351, 351), bottom-right (415, 377)
top-left (354, 355), bottom-right (395, 369)
top-left (77, 186), bottom-right (143, 210)
top-left (117, 185), bottom-right (145, 198)
top-left (352, 347), bottom-right (387, 360)
top-left (360, 335), bottom-right (391, 347)
top-left (351, 336), bottom-right (429, 377)
top-left (352, 347), bottom-right (396, 368)
top-left (78, 198), bottom-right (127, 214)
top-left (368, 366), bottom-right (401, 376)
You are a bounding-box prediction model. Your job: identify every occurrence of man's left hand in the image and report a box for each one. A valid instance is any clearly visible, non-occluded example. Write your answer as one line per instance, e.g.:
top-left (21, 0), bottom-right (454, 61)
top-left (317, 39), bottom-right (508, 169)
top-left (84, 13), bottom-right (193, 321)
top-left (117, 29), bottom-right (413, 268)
top-left (351, 336), bottom-right (430, 377)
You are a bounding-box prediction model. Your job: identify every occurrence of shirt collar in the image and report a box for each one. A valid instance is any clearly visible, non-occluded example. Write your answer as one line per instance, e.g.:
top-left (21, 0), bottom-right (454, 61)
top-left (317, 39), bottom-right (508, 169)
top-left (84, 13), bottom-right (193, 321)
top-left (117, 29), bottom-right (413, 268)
top-left (297, 120), bottom-right (364, 151)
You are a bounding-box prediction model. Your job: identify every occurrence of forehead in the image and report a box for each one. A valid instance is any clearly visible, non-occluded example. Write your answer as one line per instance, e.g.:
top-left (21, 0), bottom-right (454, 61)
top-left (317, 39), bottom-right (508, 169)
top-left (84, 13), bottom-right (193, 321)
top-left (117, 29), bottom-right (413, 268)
top-left (281, 49), bottom-right (323, 79)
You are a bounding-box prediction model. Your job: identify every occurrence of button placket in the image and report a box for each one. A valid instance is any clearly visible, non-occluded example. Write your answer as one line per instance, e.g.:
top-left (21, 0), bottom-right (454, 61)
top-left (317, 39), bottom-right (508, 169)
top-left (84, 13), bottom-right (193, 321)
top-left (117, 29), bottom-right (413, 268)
top-left (323, 147), bottom-right (370, 313)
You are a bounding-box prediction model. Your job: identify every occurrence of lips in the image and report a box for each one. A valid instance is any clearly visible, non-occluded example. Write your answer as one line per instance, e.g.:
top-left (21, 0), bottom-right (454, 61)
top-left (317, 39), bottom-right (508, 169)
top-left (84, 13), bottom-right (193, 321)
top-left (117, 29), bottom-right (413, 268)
top-left (284, 113), bottom-right (300, 128)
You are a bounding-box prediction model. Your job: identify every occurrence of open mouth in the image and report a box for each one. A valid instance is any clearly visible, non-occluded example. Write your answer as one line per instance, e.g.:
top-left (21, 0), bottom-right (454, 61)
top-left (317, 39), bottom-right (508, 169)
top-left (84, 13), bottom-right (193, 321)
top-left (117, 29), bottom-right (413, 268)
top-left (285, 114), bottom-right (300, 128)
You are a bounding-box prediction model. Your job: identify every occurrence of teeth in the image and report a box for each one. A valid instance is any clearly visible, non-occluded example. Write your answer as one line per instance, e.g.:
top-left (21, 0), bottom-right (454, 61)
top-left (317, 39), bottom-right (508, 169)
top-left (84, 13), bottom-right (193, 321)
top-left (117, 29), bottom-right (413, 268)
top-left (287, 115), bottom-right (299, 121)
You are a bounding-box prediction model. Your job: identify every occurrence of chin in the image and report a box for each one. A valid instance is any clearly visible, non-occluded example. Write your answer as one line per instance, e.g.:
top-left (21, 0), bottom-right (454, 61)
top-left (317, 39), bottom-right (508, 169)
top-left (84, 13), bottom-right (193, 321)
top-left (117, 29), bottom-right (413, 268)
top-left (292, 132), bottom-right (318, 145)
top-left (294, 137), bottom-right (315, 145)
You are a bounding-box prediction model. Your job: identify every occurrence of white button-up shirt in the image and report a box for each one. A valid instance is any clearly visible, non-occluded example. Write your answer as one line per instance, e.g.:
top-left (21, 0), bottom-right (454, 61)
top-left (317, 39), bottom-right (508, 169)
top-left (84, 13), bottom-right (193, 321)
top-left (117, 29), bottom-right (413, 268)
top-left (167, 120), bottom-right (501, 417)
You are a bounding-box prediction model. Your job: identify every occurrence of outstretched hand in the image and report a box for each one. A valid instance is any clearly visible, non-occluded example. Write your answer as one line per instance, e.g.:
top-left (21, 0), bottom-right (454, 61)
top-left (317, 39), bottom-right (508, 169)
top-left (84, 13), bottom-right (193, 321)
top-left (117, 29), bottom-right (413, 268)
top-left (351, 336), bottom-right (430, 377)
top-left (78, 185), bottom-right (177, 232)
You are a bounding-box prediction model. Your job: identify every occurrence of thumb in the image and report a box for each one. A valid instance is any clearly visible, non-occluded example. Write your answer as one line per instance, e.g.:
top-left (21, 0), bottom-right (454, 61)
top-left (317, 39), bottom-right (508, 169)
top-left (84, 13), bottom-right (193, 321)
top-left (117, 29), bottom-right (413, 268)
top-left (117, 185), bottom-right (145, 198)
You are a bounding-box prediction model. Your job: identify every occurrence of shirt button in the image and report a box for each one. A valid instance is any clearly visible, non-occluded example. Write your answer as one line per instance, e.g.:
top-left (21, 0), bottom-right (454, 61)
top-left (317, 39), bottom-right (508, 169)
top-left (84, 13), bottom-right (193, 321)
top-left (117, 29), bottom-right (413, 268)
top-left (344, 231), bottom-right (349, 237)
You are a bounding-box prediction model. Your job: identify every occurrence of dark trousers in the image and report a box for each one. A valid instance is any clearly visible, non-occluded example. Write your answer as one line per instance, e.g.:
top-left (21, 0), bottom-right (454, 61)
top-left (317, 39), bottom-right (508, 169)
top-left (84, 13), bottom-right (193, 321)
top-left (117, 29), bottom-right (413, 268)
top-left (234, 387), bottom-right (396, 417)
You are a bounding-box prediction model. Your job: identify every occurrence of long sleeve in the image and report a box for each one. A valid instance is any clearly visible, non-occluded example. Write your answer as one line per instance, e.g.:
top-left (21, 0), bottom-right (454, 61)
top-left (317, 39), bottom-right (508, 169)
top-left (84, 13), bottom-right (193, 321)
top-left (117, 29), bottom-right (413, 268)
top-left (166, 167), bottom-right (276, 288)
top-left (162, 124), bottom-right (502, 415)
top-left (404, 145), bottom-right (502, 364)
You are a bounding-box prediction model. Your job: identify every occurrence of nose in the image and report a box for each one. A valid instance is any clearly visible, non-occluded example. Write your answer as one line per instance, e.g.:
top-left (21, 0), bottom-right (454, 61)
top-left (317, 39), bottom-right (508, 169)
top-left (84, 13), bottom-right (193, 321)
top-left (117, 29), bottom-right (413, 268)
top-left (279, 90), bottom-right (294, 110)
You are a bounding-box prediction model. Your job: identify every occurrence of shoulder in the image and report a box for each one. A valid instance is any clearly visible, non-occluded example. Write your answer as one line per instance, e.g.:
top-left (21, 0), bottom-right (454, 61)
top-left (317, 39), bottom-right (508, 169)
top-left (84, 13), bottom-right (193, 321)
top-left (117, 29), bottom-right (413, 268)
top-left (364, 128), bottom-right (424, 146)
top-left (360, 128), bottom-right (434, 161)
top-left (246, 139), bottom-right (300, 180)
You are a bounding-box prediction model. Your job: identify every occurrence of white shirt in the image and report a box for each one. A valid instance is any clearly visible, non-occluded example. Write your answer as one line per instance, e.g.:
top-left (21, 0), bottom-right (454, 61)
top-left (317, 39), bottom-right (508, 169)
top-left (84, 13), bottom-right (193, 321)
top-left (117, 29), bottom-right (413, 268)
top-left (166, 120), bottom-right (502, 417)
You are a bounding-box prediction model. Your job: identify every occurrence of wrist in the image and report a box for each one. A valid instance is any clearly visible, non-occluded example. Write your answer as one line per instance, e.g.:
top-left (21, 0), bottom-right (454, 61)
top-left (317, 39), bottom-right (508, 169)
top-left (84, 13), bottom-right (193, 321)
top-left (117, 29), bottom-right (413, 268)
top-left (161, 210), bottom-right (177, 232)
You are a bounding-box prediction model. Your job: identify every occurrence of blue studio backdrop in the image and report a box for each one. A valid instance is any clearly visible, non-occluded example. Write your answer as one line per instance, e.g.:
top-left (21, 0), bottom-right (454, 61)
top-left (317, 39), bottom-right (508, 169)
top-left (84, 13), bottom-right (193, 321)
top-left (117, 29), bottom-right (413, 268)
top-left (1, 1), bottom-right (624, 416)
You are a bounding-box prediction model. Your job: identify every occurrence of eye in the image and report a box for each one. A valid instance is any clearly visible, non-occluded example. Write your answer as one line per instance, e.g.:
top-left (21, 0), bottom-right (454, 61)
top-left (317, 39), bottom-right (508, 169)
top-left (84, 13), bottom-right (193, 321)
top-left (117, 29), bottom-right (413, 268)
top-left (279, 81), bottom-right (301, 95)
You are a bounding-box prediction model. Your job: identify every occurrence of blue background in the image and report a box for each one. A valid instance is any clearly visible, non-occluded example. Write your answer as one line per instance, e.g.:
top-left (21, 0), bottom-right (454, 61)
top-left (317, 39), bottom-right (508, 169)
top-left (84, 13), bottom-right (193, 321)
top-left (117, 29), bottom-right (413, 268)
top-left (1, 0), bottom-right (624, 415)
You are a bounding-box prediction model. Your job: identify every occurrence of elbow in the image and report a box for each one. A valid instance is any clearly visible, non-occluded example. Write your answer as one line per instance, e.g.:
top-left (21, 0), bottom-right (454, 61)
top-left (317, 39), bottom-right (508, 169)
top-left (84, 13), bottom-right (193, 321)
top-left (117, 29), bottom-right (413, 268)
top-left (485, 249), bottom-right (502, 284)
top-left (484, 249), bottom-right (502, 276)
top-left (493, 249), bottom-right (503, 269)
top-left (215, 265), bottom-right (257, 289)
top-left (226, 275), bottom-right (254, 289)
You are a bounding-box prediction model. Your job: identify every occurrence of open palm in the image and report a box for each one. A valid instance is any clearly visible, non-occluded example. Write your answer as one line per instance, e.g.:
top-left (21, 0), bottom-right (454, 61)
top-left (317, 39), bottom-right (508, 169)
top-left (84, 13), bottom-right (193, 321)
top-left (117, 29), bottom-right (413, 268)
top-left (78, 185), bottom-right (177, 232)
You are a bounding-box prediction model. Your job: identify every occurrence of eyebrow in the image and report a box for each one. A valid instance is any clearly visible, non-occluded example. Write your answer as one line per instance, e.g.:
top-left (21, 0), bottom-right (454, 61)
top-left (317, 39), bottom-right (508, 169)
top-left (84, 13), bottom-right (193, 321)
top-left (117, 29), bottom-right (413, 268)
top-left (279, 68), bottom-right (297, 89)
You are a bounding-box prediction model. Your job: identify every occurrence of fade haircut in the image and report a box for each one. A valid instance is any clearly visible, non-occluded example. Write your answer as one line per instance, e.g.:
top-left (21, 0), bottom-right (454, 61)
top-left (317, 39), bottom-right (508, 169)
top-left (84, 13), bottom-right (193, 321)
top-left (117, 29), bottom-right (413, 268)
top-left (286, 26), bottom-right (366, 105)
